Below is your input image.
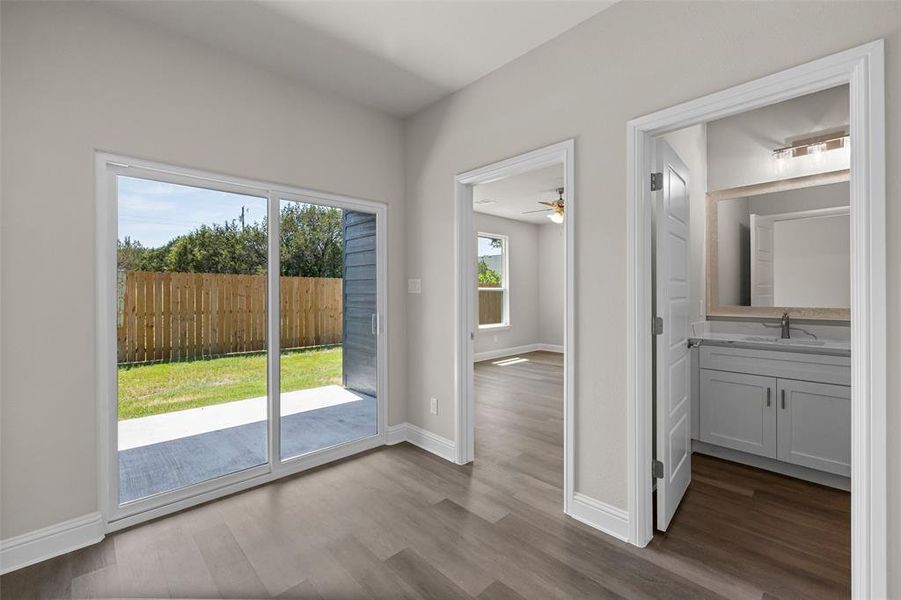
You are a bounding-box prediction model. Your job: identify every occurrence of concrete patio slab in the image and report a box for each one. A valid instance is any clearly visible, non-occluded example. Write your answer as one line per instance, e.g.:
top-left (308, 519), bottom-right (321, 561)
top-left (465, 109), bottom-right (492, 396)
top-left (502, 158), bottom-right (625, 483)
top-left (118, 385), bottom-right (364, 450)
top-left (116, 386), bottom-right (377, 504)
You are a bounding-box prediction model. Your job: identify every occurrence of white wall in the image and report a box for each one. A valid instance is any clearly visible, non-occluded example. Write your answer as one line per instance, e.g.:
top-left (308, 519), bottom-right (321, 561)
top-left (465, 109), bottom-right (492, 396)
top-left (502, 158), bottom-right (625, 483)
top-left (402, 4), bottom-right (901, 588)
top-left (0, 1), bottom-right (406, 540)
top-left (707, 85), bottom-right (850, 191)
top-left (474, 213), bottom-right (539, 355)
top-left (537, 223), bottom-right (564, 347)
top-left (662, 125), bottom-right (707, 321)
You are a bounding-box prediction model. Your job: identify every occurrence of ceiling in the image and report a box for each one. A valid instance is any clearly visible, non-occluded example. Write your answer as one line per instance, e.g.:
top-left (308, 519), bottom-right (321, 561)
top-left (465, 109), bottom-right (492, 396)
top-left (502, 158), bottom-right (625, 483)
top-left (473, 163), bottom-right (564, 225)
top-left (106, 1), bottom-right (615, 117)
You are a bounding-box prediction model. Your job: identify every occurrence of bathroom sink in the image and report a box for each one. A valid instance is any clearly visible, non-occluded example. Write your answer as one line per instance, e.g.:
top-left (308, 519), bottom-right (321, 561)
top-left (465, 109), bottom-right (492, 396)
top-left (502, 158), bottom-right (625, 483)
top-left (741, 335), bottom-right (780, 343)
top-left (734, 335), bottom-right (825, 346)
top-left (696, 333), bottom-right (847, 354)
top-left (777, 338), bottom-right (826, 346)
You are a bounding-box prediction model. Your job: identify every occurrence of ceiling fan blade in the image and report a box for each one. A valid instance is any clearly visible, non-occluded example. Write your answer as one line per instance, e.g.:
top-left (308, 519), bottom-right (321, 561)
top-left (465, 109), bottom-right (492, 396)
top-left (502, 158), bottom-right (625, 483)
top-left (537, 201), bottom-right (556, 207)
top-left (521, 208), bottom-right (551, 214)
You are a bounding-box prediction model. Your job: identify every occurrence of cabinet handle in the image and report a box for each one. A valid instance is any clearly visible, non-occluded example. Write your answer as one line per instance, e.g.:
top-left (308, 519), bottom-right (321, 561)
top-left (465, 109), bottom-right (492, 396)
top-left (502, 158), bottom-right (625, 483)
top-left (766, 387), bottom-right (771, 407)
top-left (781, 389), bottom-right (786, 409)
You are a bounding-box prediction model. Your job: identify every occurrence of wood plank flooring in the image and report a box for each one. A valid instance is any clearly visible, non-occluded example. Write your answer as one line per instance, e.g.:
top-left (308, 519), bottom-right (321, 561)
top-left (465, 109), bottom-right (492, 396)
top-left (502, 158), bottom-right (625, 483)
top-left (1, 350), bottom-right (849, 599)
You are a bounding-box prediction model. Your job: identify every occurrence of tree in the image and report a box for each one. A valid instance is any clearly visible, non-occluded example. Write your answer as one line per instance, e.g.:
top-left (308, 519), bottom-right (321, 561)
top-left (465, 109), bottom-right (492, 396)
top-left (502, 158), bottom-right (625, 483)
top-left (117, 237), bottom-right (148, 271)
top-left (279, 204), bottom-right (343, 278)
top-left (478, 259), bottom-right (501, 287)
top-left (117, 204), bottom-right (345, 277)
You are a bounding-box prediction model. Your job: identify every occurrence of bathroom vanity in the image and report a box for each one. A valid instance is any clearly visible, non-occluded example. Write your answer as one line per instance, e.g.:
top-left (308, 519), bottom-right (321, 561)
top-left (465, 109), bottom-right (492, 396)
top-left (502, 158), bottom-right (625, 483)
top-left (691, 173), bottom-right (853, 490)
top-left (689, 333), bottom-right (851, 489)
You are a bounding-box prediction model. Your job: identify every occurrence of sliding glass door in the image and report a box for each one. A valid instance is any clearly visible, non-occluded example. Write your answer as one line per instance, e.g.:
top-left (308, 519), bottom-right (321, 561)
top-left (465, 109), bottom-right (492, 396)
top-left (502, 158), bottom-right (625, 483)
top-left (278, 201), bottom-right (378, 461)
top-left (104, 157), bottom-right (385, 523)
top-left (116, 176), bottom-right (269, 505)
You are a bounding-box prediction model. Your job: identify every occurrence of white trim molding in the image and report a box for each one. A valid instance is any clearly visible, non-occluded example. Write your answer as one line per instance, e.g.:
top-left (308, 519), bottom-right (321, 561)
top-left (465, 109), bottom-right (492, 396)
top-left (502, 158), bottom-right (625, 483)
top-left (536, 343), bottom-right (564, 354)
top-left (626, 40), bottom-right (886, 599)
top-left (385, 422), bottom-right (456, 463)
top-left (0, 513), bottom-right (104, 575)
top-left (386, 423), bottom-right (408, 446)
top-left (568, 494), bottom-right (630, 543)
top-left (473, 342), bottom-right (564, 363)
top-left (455, 139), bottom-right (576, 521)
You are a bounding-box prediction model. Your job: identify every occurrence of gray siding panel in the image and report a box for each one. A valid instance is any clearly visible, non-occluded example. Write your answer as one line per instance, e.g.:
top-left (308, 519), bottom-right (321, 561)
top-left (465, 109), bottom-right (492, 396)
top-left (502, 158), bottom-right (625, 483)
top-left (343, 210), bottom-right (377, 397)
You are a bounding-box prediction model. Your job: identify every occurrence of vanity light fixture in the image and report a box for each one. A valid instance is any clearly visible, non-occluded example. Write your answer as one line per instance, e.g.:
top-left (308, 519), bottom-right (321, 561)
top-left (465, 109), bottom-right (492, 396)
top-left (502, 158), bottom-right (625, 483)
top-left (772, 133), bottom-right (849, 160)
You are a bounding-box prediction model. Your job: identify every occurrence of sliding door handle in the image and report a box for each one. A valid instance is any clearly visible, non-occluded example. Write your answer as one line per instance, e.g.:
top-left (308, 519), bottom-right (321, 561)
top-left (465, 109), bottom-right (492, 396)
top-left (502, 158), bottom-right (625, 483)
top-left (781, 389), bottom-right (786, 409)
top-left (766, 387), bottom-right (771, 407)
top-left (371, 313), bottom-right (378, 335)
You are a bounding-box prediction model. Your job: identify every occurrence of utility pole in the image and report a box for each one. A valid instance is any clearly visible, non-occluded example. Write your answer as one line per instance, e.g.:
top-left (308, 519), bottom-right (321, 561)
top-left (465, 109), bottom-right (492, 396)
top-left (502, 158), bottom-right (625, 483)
top-left (240, 206), bottom-right (246, 229)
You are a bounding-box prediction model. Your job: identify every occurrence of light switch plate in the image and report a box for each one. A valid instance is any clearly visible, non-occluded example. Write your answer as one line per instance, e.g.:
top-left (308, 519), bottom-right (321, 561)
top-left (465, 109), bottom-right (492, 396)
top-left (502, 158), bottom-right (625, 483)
top-left (408, 278), bottom-right (422, 294)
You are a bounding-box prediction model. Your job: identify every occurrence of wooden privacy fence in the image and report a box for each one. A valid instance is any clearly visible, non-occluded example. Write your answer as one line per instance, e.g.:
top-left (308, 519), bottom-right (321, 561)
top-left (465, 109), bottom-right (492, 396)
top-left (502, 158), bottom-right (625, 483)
top-left (478, 290), bottom-right (504, 326)
top-left (117, 271), bottom-right (342, 364)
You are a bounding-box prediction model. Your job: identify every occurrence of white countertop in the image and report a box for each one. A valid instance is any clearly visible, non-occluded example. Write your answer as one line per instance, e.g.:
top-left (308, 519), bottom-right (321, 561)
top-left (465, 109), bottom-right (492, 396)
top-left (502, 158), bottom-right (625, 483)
top-left (690, 332), bottom-right (851, 356)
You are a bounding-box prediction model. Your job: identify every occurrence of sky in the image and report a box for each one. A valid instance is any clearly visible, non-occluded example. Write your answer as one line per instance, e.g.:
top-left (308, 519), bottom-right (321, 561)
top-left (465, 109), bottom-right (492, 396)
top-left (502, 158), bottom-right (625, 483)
top-left (478, 235), bottom-right (503, 258)
top-left (117, 176), bottom-right (267, 247)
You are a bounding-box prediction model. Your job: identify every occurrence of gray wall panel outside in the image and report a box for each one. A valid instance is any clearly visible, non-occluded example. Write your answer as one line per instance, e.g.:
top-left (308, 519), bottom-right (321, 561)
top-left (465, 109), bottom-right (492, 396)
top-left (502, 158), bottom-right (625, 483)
top-left (343, 211), bottom-right (378, 396)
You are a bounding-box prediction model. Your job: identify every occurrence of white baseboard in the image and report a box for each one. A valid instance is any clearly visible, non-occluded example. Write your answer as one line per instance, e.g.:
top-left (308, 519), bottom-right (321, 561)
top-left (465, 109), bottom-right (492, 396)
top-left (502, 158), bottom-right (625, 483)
top-left (536, 343), bottom-right (564, 353)
top-left (0, 512), bottom-right (104, 575)
top-left (386, 423), bottom-right (407, 446)
top-left (567, 493), bottom-right (630, 542)
top-left (474, 342), bottom-right (563, 362)
top-left (385, 422), bottom-right (456, 463)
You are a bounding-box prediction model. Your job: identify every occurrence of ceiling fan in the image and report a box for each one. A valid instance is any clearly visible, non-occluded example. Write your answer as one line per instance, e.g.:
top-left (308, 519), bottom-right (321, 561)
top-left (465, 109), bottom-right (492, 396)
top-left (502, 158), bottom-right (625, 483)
top-left (522, 187), bottom-right (565, 223)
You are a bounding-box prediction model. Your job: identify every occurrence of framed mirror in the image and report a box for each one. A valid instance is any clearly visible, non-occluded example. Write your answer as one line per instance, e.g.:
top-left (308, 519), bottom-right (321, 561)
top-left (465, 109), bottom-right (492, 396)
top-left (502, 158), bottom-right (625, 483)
top-left (706, 169), bottom-right (850, 320)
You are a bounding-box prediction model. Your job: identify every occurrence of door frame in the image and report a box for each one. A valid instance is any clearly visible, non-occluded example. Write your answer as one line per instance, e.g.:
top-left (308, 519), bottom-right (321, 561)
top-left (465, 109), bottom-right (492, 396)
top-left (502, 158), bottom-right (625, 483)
top-left (625, 41), bottom-right (886, 598)
top-left (453, 139), bottom-right (575, 511)
top-left (95, 152), bottom-right (389, 531)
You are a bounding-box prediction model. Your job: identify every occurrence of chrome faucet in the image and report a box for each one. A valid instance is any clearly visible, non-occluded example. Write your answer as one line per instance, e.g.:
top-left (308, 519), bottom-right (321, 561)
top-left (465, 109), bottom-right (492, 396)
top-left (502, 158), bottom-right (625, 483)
top-left (780, 312), bottom-right (791, 339)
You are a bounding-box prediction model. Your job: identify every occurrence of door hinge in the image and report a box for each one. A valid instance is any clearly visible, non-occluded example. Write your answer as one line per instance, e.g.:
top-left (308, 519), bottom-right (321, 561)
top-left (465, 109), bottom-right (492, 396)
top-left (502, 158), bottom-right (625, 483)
top-left (652, 460), bottom-right (664, 479)
top-left (653, 316), bottom-right (664, 335)
top-left (650, 172), bottom-right (663, 191)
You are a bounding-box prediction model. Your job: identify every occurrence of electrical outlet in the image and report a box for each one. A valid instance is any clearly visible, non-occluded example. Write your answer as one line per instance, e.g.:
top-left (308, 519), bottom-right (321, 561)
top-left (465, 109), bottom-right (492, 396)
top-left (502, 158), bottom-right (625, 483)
top-left (493, 334), bottom-right (498, 343)
top-left (408, 278), bottom-right (422, 294)
top-left (430, 397), bottom-right (438, 415)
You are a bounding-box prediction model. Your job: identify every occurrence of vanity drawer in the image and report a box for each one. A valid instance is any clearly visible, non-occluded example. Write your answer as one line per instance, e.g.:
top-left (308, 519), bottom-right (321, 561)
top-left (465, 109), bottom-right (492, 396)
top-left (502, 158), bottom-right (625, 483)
top-left (699, 345), bottom-right (850, 386)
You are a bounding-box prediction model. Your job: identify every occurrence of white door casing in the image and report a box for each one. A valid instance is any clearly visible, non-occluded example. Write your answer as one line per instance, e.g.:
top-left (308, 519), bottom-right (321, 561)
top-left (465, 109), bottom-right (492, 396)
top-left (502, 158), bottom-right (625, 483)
top-left (750, 213), bottom-right (774, 306)
top-left (654, 140), bottom-right (692, 532)
top-left (627, 41), bottom-right (885, 598)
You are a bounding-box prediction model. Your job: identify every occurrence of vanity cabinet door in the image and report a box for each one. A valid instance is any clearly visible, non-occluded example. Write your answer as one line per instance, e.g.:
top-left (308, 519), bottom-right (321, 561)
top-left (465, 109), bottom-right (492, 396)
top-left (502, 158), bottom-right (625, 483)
top-left (776, 379), bottom-right (851, 477)
top-left (699, 369), bottom-right (777, 458)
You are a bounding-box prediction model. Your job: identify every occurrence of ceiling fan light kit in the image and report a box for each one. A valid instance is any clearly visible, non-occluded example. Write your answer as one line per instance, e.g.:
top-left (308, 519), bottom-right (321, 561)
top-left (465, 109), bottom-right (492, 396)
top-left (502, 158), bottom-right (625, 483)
top-left (522, 186), bottom-right (565, 223)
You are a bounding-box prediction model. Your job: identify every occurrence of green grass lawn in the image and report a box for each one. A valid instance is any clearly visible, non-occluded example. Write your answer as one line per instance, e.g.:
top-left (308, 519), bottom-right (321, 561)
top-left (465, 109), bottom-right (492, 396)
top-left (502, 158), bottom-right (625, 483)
top-left (117, 346), bottom-right (342, 420)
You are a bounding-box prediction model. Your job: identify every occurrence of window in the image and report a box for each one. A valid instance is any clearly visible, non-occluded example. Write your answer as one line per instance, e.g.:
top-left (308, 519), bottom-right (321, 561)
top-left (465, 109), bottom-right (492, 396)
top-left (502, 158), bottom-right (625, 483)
top-left (477, 233), bottom-right (509, 327)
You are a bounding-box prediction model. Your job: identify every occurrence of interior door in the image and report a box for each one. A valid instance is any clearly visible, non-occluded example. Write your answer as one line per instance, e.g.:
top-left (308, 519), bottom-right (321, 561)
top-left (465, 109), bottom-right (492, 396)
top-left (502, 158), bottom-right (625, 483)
top-left (655, 140), bottom-right (692, 531)
top-left (750, 214), bottom-right (774, 306)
